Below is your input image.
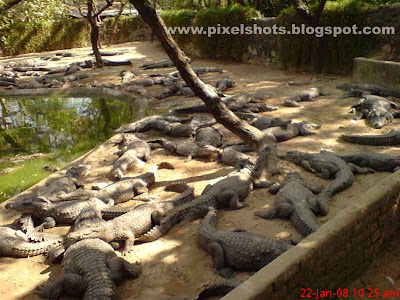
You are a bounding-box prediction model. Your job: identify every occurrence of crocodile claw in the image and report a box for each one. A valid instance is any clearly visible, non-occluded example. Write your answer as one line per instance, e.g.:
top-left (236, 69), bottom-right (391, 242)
top-left (137, 225), bottom-right (164, 242)
top-left (217, 267), bottom-right (236, 279)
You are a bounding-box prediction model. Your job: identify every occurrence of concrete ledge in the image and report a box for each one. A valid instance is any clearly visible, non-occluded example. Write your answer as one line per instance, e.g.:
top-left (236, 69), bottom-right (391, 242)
top-left (0, 87), bottom-right (144, 102)
top-left (353, 57), bottom-right (400, 89)
top-left (222, 171), bottom-right (400, 300)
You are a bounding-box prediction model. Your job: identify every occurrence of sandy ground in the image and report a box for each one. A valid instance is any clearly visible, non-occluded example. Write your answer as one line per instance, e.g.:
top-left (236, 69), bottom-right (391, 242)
top-left (1, 41), bottom-right (400, 299)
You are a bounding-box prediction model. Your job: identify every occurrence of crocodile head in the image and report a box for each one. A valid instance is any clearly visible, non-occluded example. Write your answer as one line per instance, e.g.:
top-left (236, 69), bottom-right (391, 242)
top-left (5, 197), bottom-right (51, 214)
top-left (270, 117), bottom-right (292, 127)
top-left (279, 151), bottom-right (305, 165)
top-left (66, 221), bottom-right (111, 243)
top-left (285, 172), bottom-right (303, 182)
top-left (369, 111), bottom-right (393, 129)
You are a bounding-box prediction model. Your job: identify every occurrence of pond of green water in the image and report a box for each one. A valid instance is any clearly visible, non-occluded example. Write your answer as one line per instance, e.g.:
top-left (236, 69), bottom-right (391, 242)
top-left (0, 96), bottom-right (139, 202)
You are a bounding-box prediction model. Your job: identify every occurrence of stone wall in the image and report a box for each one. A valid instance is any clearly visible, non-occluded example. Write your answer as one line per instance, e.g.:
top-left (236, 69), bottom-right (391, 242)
top-left (241, 18), bottom-right (279, 66)
top-left (365, 3), bottom-right (400, 61)
top-left (222, 171), bottom-right (400, 300)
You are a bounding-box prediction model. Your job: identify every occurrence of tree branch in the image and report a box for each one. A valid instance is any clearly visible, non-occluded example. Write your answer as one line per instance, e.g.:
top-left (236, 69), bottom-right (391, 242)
top-left (94, 0), bottom-right (114, 18)
top-left (0, 0), bottom-right (23, 14)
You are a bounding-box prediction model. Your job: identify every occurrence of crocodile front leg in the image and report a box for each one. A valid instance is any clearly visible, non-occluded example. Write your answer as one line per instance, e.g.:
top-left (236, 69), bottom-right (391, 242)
top-left (208, 242), bottom-right (235, 279)
top-left (36, 273), bottom-right (87, 299)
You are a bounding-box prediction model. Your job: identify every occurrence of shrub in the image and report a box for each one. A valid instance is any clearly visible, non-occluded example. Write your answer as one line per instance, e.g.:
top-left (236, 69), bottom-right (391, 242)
top-left (0, 19), bottom-right (88, 56)
top-left (194, 5), bottom-right (260, 59)
top-left (277, 0), bottom-right (376, 73)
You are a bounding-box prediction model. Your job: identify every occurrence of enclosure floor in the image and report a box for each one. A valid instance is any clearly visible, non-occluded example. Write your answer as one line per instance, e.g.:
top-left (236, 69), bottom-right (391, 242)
top-left (1, 41), bottom-right (399, 300)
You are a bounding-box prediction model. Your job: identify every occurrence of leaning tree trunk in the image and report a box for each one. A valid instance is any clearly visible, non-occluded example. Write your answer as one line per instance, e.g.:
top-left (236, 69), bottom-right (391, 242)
top-left (108, 1), bottom-right (127, 46)
top-left (128, 0), bottom-right (277, 176)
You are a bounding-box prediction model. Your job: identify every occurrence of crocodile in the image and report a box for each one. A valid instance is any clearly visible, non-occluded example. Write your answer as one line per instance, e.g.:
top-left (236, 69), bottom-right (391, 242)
top-left (156, 125), bottom-right (224, 160)
top-left (321, 150), bottom-right (400, 172)
top-left (284, 87), bottom-right (326, 107)
top-left (279, 151), bottom-right (355, 215)
top-left (115, 115), bottom-right (194, 138)
top-left (138, 161), bottom-right (272, 242)
top-left (337, 83), bottom-right (400, 98)
top-left (236, 113), bottom-right (292, 130)
top-left (66, 187), bottom-right (195, 253)
top-left (36, 238), bottom-right (141, 300)
top-left (340, 130), bottom-right (400, 146)
top-left (216, 77), bottom-right (235, 92)
top-left (169, 92), bottom-right (277, 115)
top-left (115, 115), bottom-right (192, 133)
top-left (339, 88), bottom-right (371, 99)
top-left (0, 224), bottom-right (64, 258)
top-left (264, 122), bottom-right (320, 142)
top-left (158, 139), bottom-right (214, 161)
top-left (59, 172), bottom-right (156, 204)
top-left (195, 125), bottom-right (224, 147)
top-left (139, 59), bottom-right (176, 70)
top-left (169, 67), bottom-right (223, 78)
top-left (348, 95), bottom-right (400, 128)
top-left (4, 196), bottom-right (127, 228)
top-left (110, 134), bottom-right (151, 180)
top-left (201, 145), bottom-right (255, 167)
top-left (254, 172), bottom-right (322, 236)
top-left (120, 70), bottom-right (136, 83)
top-left (66, 164), bottom-right (91, 179)
top-left (35, 175), bottom-right (82, 202)
top-left (198, 207), bottom-right (293, 278)
top-left (161, 279), bottom-right (242, 300)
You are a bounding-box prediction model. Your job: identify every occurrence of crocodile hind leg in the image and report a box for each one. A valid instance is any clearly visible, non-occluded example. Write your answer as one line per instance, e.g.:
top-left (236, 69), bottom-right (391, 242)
top-left (36, 273), bottom-right (87, 299)
top-left (255, 203), bottom-right (293, 219)
top-left (208, 242), bottom-right (235, 278)
top-left (348, 163), bottom-right (375, 174)
top-left (107, 256), bottom-right (142, 284)
top-left (218, 191), bottom-right (247, 209)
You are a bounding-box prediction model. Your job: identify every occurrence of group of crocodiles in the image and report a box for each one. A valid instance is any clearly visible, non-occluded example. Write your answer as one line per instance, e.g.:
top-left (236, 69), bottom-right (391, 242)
top-left (3, 73), bottom-right (400, 299)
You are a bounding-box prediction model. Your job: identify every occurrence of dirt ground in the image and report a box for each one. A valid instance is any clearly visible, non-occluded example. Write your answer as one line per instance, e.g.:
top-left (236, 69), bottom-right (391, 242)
top-left (1, 41), bottom-right (400, 300)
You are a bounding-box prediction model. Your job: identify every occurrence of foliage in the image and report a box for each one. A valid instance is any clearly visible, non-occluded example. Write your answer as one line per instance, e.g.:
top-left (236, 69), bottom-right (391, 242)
top-left (277, 0), bottom-right (376, 73)
top-left (194, 5), bottom-right (260, 59)
top-left (161, 9), bottom-right (196, 44)
top-left (0, 19), bottom-right (88, 55)
top-left (101, 15), bottom-right (149, 44)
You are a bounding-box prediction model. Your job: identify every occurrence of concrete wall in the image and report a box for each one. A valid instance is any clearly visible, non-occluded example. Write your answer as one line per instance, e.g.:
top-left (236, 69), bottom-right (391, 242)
top-left (353, 57), bottom-right (400, 89)
top-left (222, 171), bottom-right (400, 300)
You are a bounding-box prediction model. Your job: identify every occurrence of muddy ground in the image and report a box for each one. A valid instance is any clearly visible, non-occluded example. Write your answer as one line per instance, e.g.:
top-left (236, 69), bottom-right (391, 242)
top-left (1, 41), bottom-right (400, 300)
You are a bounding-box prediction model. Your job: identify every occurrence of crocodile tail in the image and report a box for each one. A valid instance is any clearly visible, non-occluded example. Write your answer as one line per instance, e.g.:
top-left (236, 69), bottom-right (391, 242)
top-left (102, 206), bottom-right (131, 220)
top-left (196, 279), bottom-right (242, 299)
top-left (340, 132), bottom-right (400, 146)
top-left (165, 182), bottom-right (189, 193)
top-left (290, 204), bottom-right (320, 237)
top-left (13, 238), bottom-right (64, 257)
top-left (170, 188), bottom-right (195, 207)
